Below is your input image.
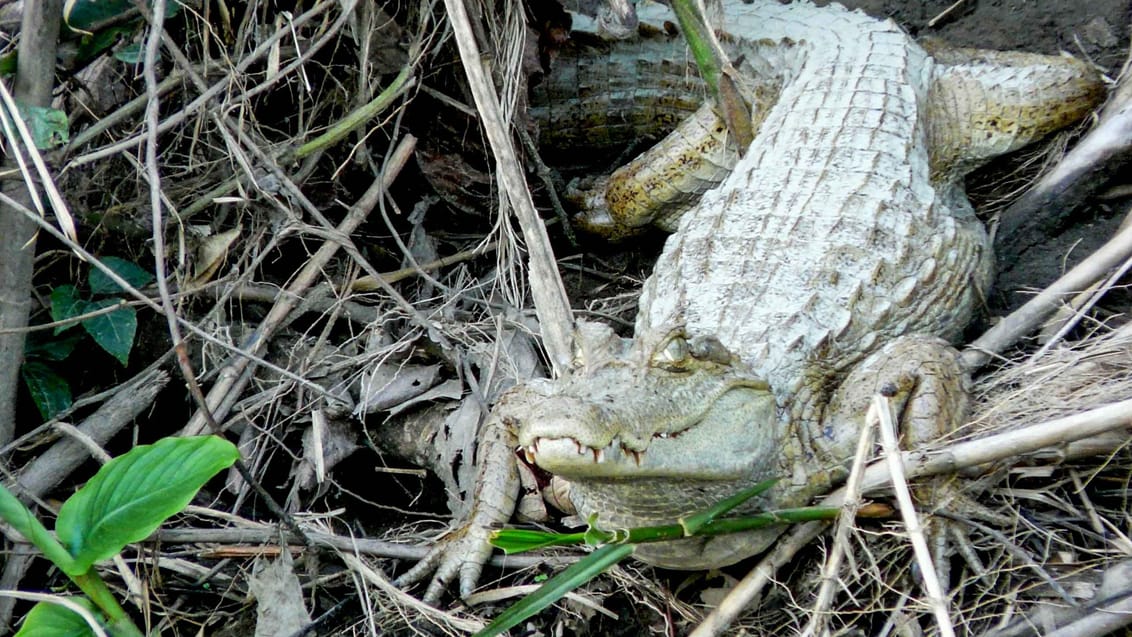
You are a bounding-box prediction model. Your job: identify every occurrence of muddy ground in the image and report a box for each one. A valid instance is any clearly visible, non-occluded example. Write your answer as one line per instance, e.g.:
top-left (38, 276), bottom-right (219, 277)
top-left (847, 0), bottom-right (1127, 66)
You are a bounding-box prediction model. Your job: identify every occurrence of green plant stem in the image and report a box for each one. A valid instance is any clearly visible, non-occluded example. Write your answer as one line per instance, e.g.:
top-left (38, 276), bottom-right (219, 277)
top-left (481, 486), bottom-right (839, 636)
top-left (0, 484), bottom-right (144, 634)
top-left (293, 65), bottom-right (415, 159)
top-left (0, 484), bottom-right (77, 571)
top-left (72, 571), bottom-right (144, 637)
top-left (668, 0), bottom-right (754, 147)
top-left (679, 478), bottom-right (778, 534)
top-left (493, 505), bottom-right (840, 554)
top-left (633, 506), bottom-right (839, 542)
top-left (668, 0), bottom-right (722, 101)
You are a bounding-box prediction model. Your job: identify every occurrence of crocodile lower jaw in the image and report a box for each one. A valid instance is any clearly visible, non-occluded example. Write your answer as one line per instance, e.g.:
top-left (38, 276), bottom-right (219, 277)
top-left (521, 386), bottom-right (779, 480)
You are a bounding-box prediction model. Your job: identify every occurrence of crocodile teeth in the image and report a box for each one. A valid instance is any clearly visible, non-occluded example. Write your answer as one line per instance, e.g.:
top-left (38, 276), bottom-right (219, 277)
top-left (621, 443), bottom-right (642, 466)
top-left (656, 432), bottom-right (669, 439)
top-left (522, 447), bottom-right (536, 464)
top-left (575, 440), bottom-right (586, 455)
top-left (591, 448), bottom-right (602, 463)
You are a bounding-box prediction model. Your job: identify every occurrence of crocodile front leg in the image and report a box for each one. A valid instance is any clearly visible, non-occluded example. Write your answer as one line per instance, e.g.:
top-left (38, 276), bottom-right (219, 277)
top-left (825, 336), bottom-right (971, 450)
top-left (809, 336), bottom-right (971, 483)
top-left (815, 336), bottom-right (973, 584)
top-left (393, 409), bottom-right (520, 602)
top-left (396, 322), bottom-right (631, 601)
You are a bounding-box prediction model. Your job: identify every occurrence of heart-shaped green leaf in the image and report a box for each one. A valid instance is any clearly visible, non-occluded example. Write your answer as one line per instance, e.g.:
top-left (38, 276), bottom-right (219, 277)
top-left (21, 361), bottom-right (73, 420)
top-left (81, 301), bottom-right (136, 366)
top-left (49, 285), bottom-right (85, 335)
top-left (18, 105), bottom-right (69, 149)
top-left (56, 436), bottom-right (239, 575)
top-left (25, 331), bottom-right (83, 362)
top-left (88, 256), bottom-right (154, 296)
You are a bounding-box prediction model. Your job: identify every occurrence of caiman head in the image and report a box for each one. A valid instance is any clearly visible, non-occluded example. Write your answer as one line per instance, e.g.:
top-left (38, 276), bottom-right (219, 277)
top-left (498, 320), bottom-right (783, 569)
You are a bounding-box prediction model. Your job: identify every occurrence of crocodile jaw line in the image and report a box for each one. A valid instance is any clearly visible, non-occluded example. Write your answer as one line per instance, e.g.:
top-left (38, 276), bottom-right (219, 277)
top-left (519, 385), bottom-right (778, 480)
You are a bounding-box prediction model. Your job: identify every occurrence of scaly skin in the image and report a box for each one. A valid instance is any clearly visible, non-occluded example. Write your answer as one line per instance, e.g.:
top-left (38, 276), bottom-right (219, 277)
top-left (531, 13), bottom-right (1103, 239)
top-left (531, 28), bottom-right (783, 237)
top-left (399, 0), bottom-right (1104, 598)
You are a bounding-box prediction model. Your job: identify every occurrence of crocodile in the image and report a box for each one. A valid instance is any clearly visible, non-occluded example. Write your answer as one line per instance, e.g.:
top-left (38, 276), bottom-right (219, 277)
top-left (397, 0), bottom-right (1104, 600)
top-left (530, 20), bottom-right (1103, 239)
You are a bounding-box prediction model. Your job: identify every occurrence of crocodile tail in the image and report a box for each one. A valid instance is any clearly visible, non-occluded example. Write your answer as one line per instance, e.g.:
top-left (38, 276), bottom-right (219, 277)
top-left (925, 43), bottom-right (1107, 176)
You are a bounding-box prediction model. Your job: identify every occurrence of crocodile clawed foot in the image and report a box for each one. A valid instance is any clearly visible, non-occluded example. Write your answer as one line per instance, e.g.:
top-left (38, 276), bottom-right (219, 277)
top-left (830, 336), bottom-right (977, 593)
top-left (394, 523), bottom-right (496, 604)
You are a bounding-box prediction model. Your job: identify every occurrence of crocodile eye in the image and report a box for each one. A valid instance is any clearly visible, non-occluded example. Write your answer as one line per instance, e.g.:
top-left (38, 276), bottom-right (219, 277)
top-left (653, 335), bottom-right (690, 370)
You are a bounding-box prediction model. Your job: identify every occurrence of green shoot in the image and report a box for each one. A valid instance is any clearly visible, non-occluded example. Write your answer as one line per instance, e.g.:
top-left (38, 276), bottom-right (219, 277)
top-left (6, 436), bottom-right (239, 636)
top-left (478, 478), bottom-right (840, 636)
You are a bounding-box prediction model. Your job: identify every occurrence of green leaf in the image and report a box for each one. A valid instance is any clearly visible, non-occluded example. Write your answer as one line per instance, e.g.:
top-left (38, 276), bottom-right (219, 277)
top-left (21, 361), bottom-right (73, 420)
top-left (18, 105), bottom-right (69, 149)
top-left (56, 436), bottom-right (240, 575)
top-left (113, 42), bottom-right (142, 64)
top-left (491, 528), bottom-right (588, 554)
top-left (65, 0), bottom-right (133, 31)
top-left (25, 331), bottom-right (83, 362)
top-left (0, 484), bottom-right (79, 573)
top-left (14, 599), bottom-right (101, 637)
top-left (81, 301), bottom-right (136, 366)
top-left (49, 285), bottom-right (85, 334)
top-left (0, 51), bottom-right (15, 76)
top-left (75, 24), bottom-right (137, 67)
top-left (475, 544), bottom-right (635, 637)
top-left (65, 0), bottom-right (180, 32)
top-left (88, 257), bottom-right (154, 296)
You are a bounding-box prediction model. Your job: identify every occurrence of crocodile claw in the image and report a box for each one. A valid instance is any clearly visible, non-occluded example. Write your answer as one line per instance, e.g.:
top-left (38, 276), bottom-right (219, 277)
top-left (394, 523), bottom-right (497, 603)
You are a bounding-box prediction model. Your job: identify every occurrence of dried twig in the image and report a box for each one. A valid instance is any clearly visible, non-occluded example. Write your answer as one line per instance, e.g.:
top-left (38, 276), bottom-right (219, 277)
top-left (338, 551), bottom-right (487, 634)
top-left (12, 369), bottom-right (168, 500)
top-left (872, 394), bottom-right (955, 637)
top-left (0, 190), bottom-right (335, 395)
top-left (0, 0), bottom-right (63, 448)
top-left (801, 388), bottom-right (877, 637)
top-left (442, 0), bottom-right (574, 374)
top-left (927, 0), bottom-right (968, 28)
top-left (151, 526), bottom-right (556, 569)
top-left (181, 136), bottom-right (414, 436)
top-left (692, 398), bottom-right (1132, 635)
top-left (962, 220), bottom-right (1132, 371)
top-left (64, 0), bottom-right (344, 168)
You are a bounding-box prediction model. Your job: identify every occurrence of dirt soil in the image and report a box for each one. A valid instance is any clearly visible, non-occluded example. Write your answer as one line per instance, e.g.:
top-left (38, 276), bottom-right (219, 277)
top-left (844, 0), bottom-right (1127, 66)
